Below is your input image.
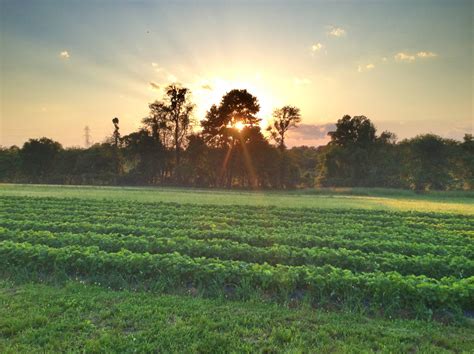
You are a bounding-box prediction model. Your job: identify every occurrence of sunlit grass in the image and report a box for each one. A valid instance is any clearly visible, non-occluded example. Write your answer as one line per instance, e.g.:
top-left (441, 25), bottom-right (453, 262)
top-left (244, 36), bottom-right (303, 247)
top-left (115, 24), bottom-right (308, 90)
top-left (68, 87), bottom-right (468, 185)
top-left (1, 184), bottom-right (472, 215)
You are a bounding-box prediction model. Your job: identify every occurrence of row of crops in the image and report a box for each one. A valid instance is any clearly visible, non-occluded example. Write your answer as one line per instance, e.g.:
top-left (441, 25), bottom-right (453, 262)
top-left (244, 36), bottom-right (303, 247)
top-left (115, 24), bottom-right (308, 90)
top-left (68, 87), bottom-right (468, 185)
top-left (1, 196), bottom-right (473, 317)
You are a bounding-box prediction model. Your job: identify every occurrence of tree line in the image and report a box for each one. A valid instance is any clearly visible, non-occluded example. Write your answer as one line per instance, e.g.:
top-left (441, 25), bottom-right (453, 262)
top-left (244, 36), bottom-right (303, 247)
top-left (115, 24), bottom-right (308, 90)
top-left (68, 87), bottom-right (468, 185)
top-left (1, 84), bottom-right (472, 191)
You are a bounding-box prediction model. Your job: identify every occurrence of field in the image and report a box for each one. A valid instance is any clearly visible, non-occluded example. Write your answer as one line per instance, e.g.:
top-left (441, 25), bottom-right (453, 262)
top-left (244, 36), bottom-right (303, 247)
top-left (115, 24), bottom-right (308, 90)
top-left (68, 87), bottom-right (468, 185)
top-left (1, 184), bottom-right (473, 352)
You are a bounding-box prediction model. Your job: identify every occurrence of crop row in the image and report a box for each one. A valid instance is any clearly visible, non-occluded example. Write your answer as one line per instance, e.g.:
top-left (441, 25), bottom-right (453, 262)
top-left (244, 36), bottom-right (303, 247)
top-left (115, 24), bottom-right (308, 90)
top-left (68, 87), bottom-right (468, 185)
top-left (1, 240), bottom-right (472, 315)
top-left (2, 219), bottom-right (472, 259)
top-left (3, 211), bottom-right (470, 248)
top-left (1, 227), bottom-right (471, 279)
top-left (2, 196), bottom-right (472, 229)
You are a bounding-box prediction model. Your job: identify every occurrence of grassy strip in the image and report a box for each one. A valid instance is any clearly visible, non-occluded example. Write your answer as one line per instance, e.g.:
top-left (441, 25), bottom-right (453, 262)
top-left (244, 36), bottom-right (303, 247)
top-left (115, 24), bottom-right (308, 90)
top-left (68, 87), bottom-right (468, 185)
top-left (1, 280), bottom-right (473, 353)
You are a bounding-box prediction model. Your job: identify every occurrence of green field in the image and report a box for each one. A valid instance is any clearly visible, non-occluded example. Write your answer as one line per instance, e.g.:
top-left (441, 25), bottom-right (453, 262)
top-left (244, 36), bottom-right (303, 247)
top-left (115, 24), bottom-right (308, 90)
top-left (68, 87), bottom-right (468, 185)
top-left (1, 184), bottom-right (473, 352)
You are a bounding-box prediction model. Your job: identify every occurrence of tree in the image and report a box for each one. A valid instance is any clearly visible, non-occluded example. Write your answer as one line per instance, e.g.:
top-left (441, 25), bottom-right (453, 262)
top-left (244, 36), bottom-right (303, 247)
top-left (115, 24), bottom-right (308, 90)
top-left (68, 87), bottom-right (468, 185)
top-left (19, 137), bottom-right (62, 182)
top-left (145, 85), bottom-right (194, 176)
top-left (0, 146), bottom-right (21, 182)
top-left (267, 105), bottom-right (301, 151)
top-left (112, 117), bottom-right (120, 147)
top-left (122, 129), bottom-right (167, 184)
top-left (143, 102), bottom-right (170, 146)
top-left (201, 89), bottom-right (261, 146)
top-left (165, 85), bottom-right (194, 166)
top-left (266, 105), bottom-right (302, 188)
top-left (400, 134), bottom-right (453, 191)
top-left (328, 115), bottom-right (376, 147)
top-left (201, 89), bottom-right (262, 187)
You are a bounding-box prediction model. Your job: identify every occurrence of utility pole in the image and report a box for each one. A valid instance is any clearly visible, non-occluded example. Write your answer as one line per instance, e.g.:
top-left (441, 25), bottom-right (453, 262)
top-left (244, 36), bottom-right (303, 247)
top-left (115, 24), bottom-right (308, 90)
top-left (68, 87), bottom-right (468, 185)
top-left (84, 126), bottom-right (91, 148)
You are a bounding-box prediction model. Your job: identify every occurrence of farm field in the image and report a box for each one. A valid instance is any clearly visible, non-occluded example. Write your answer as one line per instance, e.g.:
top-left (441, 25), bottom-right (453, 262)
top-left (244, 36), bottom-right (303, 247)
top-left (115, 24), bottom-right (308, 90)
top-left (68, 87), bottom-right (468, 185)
top-left (0, 184), bottom-right (473, 352)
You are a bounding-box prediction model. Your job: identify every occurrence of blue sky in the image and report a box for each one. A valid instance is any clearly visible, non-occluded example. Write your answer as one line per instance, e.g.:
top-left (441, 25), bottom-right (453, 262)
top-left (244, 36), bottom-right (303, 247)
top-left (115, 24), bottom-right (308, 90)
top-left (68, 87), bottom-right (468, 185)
top-left (1, 0), bottom-right (472, 147)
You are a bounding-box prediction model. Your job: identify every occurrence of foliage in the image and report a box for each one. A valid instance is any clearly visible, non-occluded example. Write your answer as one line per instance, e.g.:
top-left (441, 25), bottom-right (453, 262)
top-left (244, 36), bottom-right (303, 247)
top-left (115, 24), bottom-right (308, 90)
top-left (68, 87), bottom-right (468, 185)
top-left (0, 89), bottom-right (471, 190)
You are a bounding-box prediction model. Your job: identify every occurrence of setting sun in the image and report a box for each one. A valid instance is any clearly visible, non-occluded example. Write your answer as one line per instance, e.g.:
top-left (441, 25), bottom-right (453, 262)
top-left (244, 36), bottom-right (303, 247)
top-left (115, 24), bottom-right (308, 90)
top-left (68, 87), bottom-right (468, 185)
top-left (234, 121), bottom-right (245, 131)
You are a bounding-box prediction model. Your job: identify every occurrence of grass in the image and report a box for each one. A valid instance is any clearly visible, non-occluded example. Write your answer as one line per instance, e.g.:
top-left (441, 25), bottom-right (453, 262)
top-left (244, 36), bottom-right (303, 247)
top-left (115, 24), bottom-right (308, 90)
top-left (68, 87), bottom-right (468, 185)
top-left (1, 183), bottom-right (473, 215)
top-left (1, 280), bottom-right (473, 353)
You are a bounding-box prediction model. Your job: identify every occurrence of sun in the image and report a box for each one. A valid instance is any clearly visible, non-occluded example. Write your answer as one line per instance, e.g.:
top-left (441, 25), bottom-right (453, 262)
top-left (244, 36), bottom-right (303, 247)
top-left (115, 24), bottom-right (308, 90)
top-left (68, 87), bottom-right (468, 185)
top-left (234, 121), bottom-right (245, 131)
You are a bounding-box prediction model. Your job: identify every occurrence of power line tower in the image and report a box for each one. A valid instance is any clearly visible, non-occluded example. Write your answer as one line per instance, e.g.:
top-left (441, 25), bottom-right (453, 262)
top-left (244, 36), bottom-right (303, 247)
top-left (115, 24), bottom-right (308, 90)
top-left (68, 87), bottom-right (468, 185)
top-left (84, 126), bottom-right (91, 148)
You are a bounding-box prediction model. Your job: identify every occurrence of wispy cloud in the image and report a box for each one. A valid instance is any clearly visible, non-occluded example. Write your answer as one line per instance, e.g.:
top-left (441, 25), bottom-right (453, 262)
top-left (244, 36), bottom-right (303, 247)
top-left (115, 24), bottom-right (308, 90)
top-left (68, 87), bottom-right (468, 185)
top-left (395, 51), bottom-right (437, 62)
top-left (201, 84), bottom-right (212, 90)
top-left (149, 82), bottom-right (160, 91)
top-left (328, 27), bottom-right (346, 37)
top-left (294, 77), bottom-right (311, 86)
top-left (394, 52), bottom-right (416, 62)
top-left (59, 50), bottom-right (70, 59)
top-left (358, 63), bottom-right (375, 72)
top-left (417, 51), bottom-right (437, 58)
top-left (167, 74), bottom-right (178, 82)
top-left (151, 62), bottom-right (164, 72)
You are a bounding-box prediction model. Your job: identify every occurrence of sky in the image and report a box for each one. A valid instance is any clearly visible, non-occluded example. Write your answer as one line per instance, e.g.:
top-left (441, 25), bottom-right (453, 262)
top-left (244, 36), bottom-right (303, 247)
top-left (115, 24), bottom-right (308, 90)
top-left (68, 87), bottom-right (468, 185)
top-left (1, 0), bottom-right (472, 148)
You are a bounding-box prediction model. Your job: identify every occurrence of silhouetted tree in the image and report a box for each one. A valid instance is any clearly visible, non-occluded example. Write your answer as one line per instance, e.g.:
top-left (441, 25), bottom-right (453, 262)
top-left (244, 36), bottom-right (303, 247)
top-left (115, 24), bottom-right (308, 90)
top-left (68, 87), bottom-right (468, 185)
top-left (201, 89), bottom-right (262, 187)
top-left (400, 134), bottom-right (453, 191)
top-left (19, 138), bottom-right (62, 182)
top-left (143, 102), bottom-right (170, 146)
top-left (458, 134), bottom-right (474, 189)
top-left (328, 115), bottom-right (376, 147)
top-left (122, 129), bottom-right (167, 184)
top-left (112, 117), bottom-right (120, 147)
top-left (202, 89), bottom-right (260, 147)
top-left (266, 105), bottom-right (301, 187)
top-left (165, 84), bottom-right (194, 167)
top-left (0, 146), bottom-right (21, 182)
top-left (267, 105), bottom-right (301, 151)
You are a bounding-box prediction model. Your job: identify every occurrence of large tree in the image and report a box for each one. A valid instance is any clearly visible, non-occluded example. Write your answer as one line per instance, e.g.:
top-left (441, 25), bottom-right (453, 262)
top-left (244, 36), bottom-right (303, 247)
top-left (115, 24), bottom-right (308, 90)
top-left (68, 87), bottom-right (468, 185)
top-left (201, 89), bottom-right (263, 187)
top-left (201, 89), bottom-right (260, 146)
top-left (147, 84), bottom-right (194, 168)
top-left (328, 115), bottom-right (376, 147)
top-left (19, 137), bottom-right (62, 181)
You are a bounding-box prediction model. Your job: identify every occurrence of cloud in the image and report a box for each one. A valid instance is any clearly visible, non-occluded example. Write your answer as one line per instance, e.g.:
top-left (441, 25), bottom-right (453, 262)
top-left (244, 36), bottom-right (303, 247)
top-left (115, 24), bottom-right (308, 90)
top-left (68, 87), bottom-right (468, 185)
top-left (417, 51), bottom-right (437, 58)
top-left (394, 52), bottom-right (416, 62)
top-left (149, 82), bottom-right (160, 91)
top-left (395, 51), bottom-right (438, 63)
top-left (201, 84), bottom-right (213, 90)
top-left (167, 74), bottom-right (178, 82)
top-left (59, 51), bottom-right (70, 59)
top-left (358, 63), bottom-right (375, 72)
top-left (151, 62), bottom-right (164, 72)
top-left (285, 123), bottom-right (335, 147)
top-left (311, 43), bottom-right (323, 52)
top-left (294, 77), bottom-right (311, 86)
top-left (328, 27), bottom-right (346, 37)
top-left (292, 123), bottom-right (336, 139)
top-left (382, 57), bottom-right (388, 62)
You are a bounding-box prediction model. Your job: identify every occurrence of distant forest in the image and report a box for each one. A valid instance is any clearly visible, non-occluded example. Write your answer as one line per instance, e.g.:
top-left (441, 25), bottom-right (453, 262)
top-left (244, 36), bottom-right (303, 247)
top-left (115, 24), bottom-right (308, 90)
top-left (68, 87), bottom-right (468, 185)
top-left (1, 85), bottom-right (472, 191)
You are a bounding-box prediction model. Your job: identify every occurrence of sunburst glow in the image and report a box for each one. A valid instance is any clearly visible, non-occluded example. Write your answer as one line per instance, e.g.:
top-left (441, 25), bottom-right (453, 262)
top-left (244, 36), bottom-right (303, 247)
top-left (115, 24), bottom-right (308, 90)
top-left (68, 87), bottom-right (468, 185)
top-left (234, 121), bottom-right (245, 131)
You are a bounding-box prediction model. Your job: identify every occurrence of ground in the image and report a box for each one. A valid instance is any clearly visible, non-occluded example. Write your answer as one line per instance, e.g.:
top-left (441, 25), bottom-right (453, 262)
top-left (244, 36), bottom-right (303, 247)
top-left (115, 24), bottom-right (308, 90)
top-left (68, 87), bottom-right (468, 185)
top-left (0, 184), bottom-right (473, 353)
